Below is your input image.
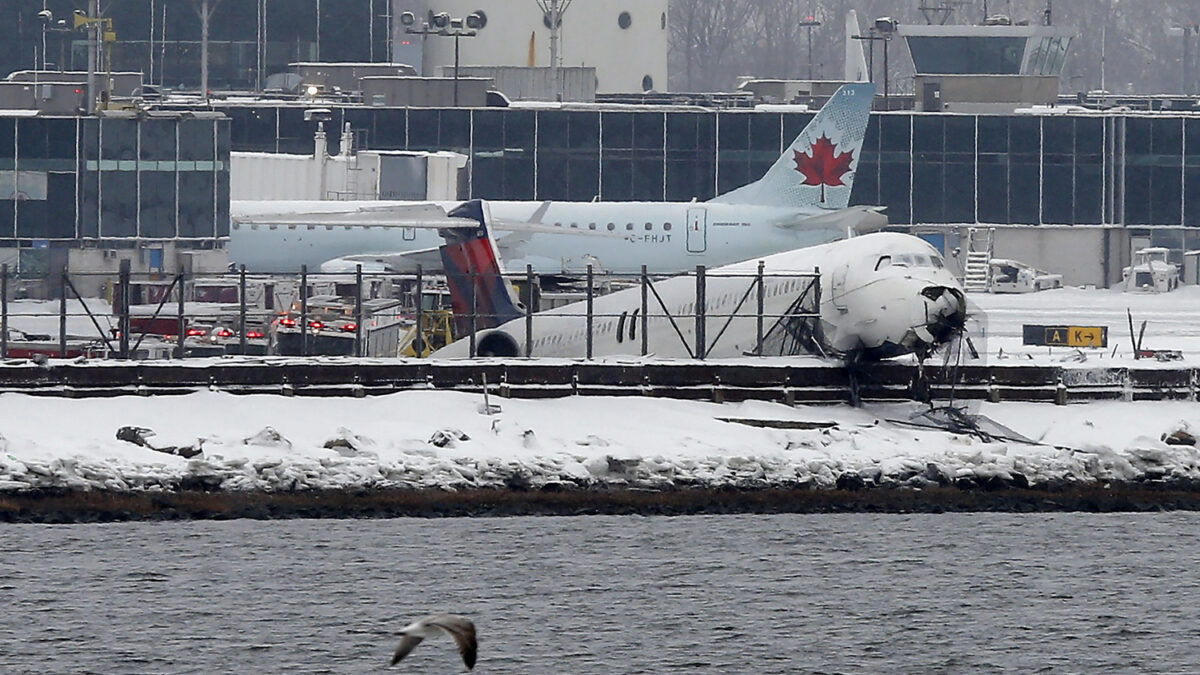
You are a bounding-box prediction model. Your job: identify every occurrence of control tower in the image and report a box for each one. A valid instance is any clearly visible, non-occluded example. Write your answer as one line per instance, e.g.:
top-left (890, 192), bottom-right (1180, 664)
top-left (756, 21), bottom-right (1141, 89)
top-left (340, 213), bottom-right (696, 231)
top-left (899, 15), bottom-right (1076, 112)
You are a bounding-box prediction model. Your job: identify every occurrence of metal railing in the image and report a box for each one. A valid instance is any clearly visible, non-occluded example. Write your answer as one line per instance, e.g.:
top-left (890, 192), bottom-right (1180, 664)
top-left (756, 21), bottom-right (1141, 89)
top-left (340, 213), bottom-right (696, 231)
top-left (0, 262), bottom-right (822, 361)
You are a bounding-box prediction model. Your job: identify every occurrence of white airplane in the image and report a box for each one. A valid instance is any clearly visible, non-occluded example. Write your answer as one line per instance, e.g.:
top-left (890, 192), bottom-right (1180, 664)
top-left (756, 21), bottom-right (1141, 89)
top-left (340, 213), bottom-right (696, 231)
top-left (428, 200), bottom-right (967, 363)
top-left (229, 83), bottom-right (882, 276)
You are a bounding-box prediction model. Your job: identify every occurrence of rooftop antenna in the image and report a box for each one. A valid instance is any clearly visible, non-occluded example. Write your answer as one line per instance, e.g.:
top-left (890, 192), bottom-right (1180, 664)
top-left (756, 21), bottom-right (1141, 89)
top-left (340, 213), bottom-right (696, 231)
top-left (535, 0), bottom-right (574, 101)
top-left (918, 0), bottom-right (966, 25)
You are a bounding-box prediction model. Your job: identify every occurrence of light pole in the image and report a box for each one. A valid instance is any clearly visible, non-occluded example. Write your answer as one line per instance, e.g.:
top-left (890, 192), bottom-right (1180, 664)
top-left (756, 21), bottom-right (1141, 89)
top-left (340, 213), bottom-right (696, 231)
top-left (852, 22), bottom-right (893, 108)
top-left (400, 11), bottom-right (484, 107)
top-left (874, 18), bottom-right (897, 108)
top-left (799, 16), bottom-right (821, 81)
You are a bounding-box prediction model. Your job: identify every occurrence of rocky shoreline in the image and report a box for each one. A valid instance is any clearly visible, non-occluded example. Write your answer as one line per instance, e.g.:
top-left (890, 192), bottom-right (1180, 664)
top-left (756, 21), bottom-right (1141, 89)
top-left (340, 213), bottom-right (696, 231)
top-left (4, 482), bottom-right (1200, 523)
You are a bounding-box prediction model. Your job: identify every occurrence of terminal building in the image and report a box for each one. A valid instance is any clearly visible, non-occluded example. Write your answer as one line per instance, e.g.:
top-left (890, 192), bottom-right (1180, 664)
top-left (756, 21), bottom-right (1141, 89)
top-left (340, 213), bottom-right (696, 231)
top-left (0, 5), bottom-right (1197, 289)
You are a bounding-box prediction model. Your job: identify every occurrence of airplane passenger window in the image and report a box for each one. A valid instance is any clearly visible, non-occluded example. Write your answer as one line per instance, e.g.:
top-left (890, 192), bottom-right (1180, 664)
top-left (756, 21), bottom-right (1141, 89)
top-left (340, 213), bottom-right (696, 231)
top-left (607, 223), bottom-right (616, 231)
top-left (663, 223), bottom-right (672, 231)
top-left (554, 222), bottom-right (562, 227)
top-left (875, 256), bottom-right (891, 271)
top-left (626, 223), bottom-right (634, 230)
top-left (588, 223), bottom-right (596, 230)
top-left (645, 222), bottom-right (653, 230)
top-left (570, 223), bottom-right (578, 229)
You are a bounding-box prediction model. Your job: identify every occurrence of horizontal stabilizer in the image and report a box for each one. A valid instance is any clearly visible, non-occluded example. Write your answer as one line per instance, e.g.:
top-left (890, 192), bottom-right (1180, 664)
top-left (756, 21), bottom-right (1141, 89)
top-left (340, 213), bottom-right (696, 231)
top-left (775, 205), bottom-right (888, 237)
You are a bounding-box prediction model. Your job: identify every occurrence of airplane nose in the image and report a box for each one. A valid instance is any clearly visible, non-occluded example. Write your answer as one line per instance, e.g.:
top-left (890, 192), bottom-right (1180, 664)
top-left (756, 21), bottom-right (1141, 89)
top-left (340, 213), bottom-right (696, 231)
top-left (922, 285), bottom-right (967, 345)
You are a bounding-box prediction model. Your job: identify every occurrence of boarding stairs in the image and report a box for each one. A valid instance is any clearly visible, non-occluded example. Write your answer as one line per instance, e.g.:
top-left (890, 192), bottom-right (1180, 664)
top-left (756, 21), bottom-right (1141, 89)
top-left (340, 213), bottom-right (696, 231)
top-left (962, 227), bottom-right (994, 293)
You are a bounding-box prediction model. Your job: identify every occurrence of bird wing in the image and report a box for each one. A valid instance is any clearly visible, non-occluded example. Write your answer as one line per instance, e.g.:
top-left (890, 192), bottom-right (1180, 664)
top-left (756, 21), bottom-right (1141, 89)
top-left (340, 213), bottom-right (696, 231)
top-left (428, 615), bottom-right (478, 670)
top-left (390, 634), bottom-right (423, 666)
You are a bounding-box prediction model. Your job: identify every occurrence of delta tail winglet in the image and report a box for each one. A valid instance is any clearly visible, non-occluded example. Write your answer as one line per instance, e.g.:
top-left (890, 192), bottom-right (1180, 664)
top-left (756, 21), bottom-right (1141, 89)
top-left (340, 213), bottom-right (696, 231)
top-left (439, 200), bottom-right (526, 336)
top-left (709, 82), bottom-right (874, 210)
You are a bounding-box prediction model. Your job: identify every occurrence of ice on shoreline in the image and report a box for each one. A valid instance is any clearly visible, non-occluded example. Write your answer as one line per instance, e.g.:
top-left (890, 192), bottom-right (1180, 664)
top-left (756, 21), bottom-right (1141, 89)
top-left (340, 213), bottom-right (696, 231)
top-left (1, 390), bottom-right (1197, 493)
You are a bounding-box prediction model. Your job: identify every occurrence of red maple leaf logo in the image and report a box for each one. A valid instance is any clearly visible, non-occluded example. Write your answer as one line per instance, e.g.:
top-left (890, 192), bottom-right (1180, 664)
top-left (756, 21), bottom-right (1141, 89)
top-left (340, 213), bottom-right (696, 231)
top-left (793, 134), bottom-right (854, 203)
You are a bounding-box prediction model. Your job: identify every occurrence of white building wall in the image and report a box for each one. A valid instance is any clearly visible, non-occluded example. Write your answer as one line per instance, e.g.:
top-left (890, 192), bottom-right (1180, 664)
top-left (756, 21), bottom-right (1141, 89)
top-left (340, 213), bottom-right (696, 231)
top-left (412, 1), bottom-right (668, 94)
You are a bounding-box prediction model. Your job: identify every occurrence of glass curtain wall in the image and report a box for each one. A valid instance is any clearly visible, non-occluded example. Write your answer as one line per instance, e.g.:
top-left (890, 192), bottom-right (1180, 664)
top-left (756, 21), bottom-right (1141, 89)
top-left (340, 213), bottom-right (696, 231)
top-left (228, 105), bottom-right (1200, 230)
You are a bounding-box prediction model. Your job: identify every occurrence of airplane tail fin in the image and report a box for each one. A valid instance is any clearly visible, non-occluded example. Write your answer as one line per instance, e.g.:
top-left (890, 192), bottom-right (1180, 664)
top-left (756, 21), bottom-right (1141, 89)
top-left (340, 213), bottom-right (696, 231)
top-left (845, 11), bottom-right (870, 83)
top-left (439, 200), bottom-right (525, 336)
top-left (709, 81), bottom-right (875, 210)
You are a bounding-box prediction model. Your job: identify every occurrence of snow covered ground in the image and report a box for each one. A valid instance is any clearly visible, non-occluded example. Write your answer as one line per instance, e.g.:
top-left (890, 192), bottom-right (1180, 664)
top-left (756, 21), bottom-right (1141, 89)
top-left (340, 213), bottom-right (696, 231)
top-left (0, 287), bottom-right (1198, 495)
top-left (0, 389), bottom-right (1196, 493)
top-left (968, 285), bottom-right (1200, 365)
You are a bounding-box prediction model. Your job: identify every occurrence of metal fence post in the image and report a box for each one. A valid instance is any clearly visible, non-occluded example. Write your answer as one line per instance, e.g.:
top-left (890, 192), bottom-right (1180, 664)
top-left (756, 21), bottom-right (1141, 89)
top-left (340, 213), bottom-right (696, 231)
top-left (524, 264), bottom-right (534, 357)
top-left (238, 265), bottom-right (247, 356)
top-left (640, 265), bottom-right (648, 356)
top-left (756, 260), bottom-right (765, 356)
top-left (1, 263), bottom-right (7, 359)
top-left (586, 264), bottom-right (594, 359)
top-left (354, 264), bottom-right (363, 357)
top-left (468, 270), bottom-right (477, 358)
top-left (60, 272), bottom-right (68, 358)
top-left (695, 265), bottom-right (706, 360)
top-left (117, 259), bottom-right (130, 359)
top-left (300, 264), bottom-right (309, 356)
top-left (414, 264), bottom-right (424, 356)
top-left (813, 266), bottom-right (821, 318)
top-left (177, 269), bottom-right (186, 359)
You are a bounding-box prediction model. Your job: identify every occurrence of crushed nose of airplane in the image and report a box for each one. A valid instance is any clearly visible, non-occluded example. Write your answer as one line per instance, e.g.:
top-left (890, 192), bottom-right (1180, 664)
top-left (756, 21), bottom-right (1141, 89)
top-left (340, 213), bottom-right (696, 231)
top-left (917, 285), bottom-right (968, 353)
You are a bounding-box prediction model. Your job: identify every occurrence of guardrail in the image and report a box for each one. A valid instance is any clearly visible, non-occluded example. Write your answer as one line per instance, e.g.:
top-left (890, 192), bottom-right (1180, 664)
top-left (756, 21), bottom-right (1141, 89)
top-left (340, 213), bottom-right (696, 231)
top-left (0, 360), bottom-right (1194, 404)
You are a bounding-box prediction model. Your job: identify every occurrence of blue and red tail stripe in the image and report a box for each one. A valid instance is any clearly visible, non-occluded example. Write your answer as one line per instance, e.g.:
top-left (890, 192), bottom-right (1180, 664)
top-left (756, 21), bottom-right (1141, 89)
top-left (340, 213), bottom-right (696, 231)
top-left (440, 200), bottom-right (524, 336)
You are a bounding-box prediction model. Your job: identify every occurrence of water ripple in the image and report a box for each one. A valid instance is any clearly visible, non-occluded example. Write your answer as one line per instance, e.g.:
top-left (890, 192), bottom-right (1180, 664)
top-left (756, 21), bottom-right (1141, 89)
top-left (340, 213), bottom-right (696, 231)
top-left (1, 513), bottom-right (1198, 672)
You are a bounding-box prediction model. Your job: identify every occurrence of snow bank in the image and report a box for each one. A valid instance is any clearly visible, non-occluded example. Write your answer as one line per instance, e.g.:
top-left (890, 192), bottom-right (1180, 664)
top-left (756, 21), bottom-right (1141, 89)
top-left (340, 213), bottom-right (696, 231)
top-left (1, 390), bottom-right (1197, 493)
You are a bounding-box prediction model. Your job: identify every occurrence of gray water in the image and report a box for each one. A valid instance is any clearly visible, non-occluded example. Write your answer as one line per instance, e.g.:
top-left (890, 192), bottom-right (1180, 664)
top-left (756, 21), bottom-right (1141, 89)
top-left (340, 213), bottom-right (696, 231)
top-left (2, 513), bottom-right (1198, 674)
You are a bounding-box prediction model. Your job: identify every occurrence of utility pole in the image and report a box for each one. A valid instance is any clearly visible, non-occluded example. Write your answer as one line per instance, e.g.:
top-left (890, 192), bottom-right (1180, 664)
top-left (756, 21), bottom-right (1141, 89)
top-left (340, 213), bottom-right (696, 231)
top-left (800, 16), bottom-right (821, 81)
top-left (86, 0), bottom-right (97, 113)
top-left (191, 0), bottom-right (224, 101)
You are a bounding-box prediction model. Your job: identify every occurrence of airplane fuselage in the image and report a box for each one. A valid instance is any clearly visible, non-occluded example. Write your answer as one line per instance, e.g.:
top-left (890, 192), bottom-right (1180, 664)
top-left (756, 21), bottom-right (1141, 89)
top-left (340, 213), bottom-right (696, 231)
top-left (228, 200), bottom-right (862, 275)
top-left (431, 232), bottom-right (967, 362)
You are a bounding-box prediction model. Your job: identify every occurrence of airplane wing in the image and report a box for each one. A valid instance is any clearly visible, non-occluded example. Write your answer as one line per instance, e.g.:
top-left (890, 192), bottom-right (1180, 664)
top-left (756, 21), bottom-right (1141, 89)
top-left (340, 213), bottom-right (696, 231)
top-left (318, 243), bottom-right (566, 275)
top-left (235, 202), bottom-right (622, 238)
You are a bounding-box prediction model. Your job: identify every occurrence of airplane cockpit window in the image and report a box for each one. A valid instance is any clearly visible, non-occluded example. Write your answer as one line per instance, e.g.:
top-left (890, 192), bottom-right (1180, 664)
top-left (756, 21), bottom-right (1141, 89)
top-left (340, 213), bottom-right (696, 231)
top-left (875, 255), bottom-right (891, 271)
top-left (931, 254), bottom-right (944, 268)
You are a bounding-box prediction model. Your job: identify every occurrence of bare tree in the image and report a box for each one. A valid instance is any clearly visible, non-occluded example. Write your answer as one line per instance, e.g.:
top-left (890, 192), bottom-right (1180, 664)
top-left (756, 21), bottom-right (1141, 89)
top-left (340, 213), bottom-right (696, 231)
top-left (670, 0), bottom-right (757, 91)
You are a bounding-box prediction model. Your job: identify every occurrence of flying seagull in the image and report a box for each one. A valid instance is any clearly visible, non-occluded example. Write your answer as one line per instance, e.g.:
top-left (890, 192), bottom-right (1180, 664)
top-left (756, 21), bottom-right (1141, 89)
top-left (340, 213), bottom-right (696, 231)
top-left (390, 613), bottom-right (478, 670)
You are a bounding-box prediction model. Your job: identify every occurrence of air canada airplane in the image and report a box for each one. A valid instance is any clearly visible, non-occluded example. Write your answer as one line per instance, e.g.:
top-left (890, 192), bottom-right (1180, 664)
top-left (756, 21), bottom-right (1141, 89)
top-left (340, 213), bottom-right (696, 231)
top-left (229, 83), bottom-right (881, 276)
top-left (428, 200), bottom-right (968, 362)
